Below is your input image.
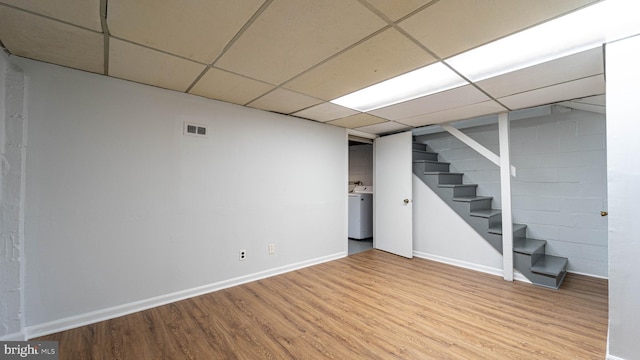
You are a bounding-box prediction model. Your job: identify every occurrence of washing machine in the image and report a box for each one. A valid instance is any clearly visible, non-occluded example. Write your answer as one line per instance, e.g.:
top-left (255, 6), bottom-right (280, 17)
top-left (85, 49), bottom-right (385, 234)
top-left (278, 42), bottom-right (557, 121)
top-left (348, 186), bottom-right (373, 239)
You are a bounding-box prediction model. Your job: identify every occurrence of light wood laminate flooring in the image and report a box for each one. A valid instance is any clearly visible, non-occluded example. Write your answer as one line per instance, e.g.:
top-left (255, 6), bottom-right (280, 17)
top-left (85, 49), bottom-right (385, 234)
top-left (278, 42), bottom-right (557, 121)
top-left (36, 250), bottom-right (608, 359)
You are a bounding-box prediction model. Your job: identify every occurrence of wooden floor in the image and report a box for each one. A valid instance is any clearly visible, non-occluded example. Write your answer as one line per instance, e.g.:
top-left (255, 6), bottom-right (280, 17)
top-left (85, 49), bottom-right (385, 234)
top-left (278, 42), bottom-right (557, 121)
top-left (37, 250), bottom-right (608, 359)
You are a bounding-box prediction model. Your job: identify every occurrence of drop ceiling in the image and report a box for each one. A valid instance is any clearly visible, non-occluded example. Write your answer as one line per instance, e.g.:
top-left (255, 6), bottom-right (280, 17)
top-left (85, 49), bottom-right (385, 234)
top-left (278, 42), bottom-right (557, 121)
top-left (0, 0), bottom-right (606, 135)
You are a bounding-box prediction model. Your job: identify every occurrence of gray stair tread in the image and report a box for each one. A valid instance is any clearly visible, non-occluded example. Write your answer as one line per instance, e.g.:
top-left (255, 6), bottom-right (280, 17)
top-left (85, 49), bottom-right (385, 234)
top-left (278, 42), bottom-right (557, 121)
top-left (439, 184), bottom-right (477, 188)
top-left (453, 196), bottom-right (492, 202)
top-left (413, 159), bottom-right (449, 165)
top-left (412, 143), bottom-right (427, 150)
top-left (469, 209), bottom-right (502, 218)
top-left (424, 171), bottom-right (463, 175)
top-left (413, 149), bottom-right (438, 155)
top-left (531, 255), bottom-right (568, 277)
top-left (488, 223), bottom-right (527, 235)
top-left (513, 238), bottom-right (546, 255)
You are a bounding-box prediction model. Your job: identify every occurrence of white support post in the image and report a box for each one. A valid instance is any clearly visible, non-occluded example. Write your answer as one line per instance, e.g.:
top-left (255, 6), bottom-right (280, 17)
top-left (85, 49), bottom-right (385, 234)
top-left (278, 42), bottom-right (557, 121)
top-left (498, 113), bottom-right (514, 281)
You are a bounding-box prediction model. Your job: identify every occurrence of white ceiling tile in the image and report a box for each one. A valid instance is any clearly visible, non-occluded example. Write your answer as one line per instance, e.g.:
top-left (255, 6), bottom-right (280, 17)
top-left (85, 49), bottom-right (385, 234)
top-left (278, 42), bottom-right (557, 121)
top-left (109, 38), bottom-right (206, 92)
top-left (364, 0), bottom-right (435, 21)
top-left (326, 113), bottom-right (387, 129)
top-left (189, 68), bottom-right (274, 106)
top-left (499, 75), bottom-right (605, 110)
top-left (107, 0), bottom-right (264, 64)
top-left (370, 85), bottom-right (489, 121)
top-left (284, 28), bottom-right (436, 101)
top-left (247, 88), bottom-right (323, 114)
top-left (400, 101), bottom-right (507, 127)
top-left (1, 0), bottom-right (102, 31)
top-left (355, 121), bottom-right (413, 135)
top-left (475, 47), bottom-right (603, 98)
top-left (292, 102), bottom-right (359, 122)
top-left (400, 0), bottom-right (598, 58)
top-left (0, 6), bottom-right (103, 73)
top-left (215, 0), bottom-right (387, 85)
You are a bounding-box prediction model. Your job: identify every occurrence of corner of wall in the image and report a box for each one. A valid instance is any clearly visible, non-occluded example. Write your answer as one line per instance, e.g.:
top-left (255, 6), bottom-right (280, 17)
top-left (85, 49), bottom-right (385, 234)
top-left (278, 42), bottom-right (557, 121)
top-left (0, 54), bottom-right (27, 340)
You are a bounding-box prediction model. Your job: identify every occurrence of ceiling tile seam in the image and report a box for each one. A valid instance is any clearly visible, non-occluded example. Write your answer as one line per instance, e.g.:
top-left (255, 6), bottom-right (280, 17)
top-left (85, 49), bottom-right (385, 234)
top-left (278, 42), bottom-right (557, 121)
top-left (208, 0), bottom-right (275, 67)
top-left (100, 0), bottom-right (109, 75)
top-left (241, 86), bottom-right (326, 113)
top-left (355, 0), bottom-right (394, 23)
top-left (387, 95), bottom-right (503, 124)
top-left (493, 73), bottom-right (605, 101)
top-left (374, 22), bottom-right (512, 113)
top-left (0, 3), bottom-right (103, 35)
top-left (277, 24), bottom-right (393, 90)
top-left (108, 35), bottom-right (208, 66)
top-left (185, 0), bottom-right (275, 94)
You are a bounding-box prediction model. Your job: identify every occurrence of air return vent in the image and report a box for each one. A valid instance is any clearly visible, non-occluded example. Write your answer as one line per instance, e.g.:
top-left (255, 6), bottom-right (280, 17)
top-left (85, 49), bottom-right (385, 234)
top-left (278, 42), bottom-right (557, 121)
top-left (184, 122), bottom-right (208, 137)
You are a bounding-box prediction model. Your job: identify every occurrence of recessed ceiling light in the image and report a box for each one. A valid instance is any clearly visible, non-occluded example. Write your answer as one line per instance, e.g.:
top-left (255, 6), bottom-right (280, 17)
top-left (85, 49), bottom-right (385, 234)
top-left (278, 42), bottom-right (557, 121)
top-left (330, 62), bottom-right (467, 112)
top-left (446, 0), bottom-right (640, 82)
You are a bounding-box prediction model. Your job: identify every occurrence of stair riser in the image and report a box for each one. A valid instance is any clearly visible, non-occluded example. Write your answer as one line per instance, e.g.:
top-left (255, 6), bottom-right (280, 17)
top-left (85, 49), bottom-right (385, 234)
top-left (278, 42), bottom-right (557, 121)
top-left (468, 198), bottom-right (492, 212)
top-left (424, 162), bottom-right (450, 172)
top-left (437, 173), bottom-right (463, 185)
top-left (452, 186), bottom-right (477, 198)
top-left (413, 151), bottom-right (438, 161)
top-left (488, 213), bottom-right (502, 229)
top-left (413, 143), bottom-right (427, 151)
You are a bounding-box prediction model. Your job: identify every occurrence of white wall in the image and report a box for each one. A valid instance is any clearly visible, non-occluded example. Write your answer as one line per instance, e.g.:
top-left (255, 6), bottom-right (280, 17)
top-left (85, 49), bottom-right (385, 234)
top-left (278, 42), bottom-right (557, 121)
top-left (418, 108), bottom-right (608, 277)
top-left (0, 52), bottom-right (27, 340)
top-left (16, 58), bottom-right (348, 337)
top-left (413, 175), bottom-right (504, 275)
top-left (606, 34), bottom-right (640, 360)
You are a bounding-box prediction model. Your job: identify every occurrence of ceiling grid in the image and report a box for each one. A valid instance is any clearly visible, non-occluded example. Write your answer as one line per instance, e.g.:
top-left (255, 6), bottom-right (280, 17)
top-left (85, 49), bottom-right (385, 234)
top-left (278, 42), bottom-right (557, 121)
top-left (0, 0), bottom-right (611, 134)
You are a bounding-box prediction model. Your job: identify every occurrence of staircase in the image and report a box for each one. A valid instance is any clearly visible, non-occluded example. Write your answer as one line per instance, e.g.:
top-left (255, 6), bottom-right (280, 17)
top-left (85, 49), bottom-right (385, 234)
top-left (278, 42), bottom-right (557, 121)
top-left (412, 142), bottom-right (568, 289)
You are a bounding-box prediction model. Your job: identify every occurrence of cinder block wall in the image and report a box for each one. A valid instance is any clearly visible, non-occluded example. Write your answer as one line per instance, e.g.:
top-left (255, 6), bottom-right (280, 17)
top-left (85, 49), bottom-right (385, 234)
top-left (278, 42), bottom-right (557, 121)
top-left (418, 108), bottom-right (607, 277)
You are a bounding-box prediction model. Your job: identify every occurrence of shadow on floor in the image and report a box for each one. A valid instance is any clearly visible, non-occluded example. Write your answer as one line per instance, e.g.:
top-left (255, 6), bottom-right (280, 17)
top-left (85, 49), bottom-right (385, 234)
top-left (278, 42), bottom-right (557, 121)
top-left (348, 238), bottom-right (373, 255)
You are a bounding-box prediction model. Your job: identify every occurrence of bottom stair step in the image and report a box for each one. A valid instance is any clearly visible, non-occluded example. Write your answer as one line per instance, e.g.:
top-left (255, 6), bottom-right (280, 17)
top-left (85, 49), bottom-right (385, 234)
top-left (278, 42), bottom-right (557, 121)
top-left (531, 255), bottom-right (568, 277)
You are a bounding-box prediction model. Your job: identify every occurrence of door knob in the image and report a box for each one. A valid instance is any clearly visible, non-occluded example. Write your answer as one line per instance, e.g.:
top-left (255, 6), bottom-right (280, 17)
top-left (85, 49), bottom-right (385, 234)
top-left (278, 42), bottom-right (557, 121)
top-left (403, 199), bottom-right (410, 204)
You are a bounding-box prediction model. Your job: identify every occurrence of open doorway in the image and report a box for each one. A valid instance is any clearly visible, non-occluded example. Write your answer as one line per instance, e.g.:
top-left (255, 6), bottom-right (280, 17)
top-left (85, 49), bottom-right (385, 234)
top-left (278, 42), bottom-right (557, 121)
top-left (348, 137), bottom-right (373, 255)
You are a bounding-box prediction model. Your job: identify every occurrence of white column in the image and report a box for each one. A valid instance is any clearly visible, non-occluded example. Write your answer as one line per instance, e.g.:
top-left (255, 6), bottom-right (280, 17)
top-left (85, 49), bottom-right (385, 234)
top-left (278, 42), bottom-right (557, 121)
top-left (498, 113), bottom-right (513, 281)
top-left (606, 34), bottom-right (640, 360)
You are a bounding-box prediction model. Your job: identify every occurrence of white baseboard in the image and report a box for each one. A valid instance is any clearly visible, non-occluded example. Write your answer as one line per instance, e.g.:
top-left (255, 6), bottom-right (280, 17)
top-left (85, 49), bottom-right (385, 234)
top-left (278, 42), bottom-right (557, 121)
top-left (568, 270), bottom-right (608, 280)
top-left (0, 331), bottom-right (27, 341)
top-left (413, 251), bottom-right (531, 283)
top-left (607, 355), bottom-right (626, 360)
top-left (26, 252), bottom-right (346, 339)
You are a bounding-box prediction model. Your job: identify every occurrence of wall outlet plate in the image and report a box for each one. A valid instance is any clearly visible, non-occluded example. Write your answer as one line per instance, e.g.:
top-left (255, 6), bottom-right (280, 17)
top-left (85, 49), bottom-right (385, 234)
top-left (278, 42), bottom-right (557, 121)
top-left (268, 244), bottom-right (275, 255)
top-left (239, 249), bottom-right (247, 261)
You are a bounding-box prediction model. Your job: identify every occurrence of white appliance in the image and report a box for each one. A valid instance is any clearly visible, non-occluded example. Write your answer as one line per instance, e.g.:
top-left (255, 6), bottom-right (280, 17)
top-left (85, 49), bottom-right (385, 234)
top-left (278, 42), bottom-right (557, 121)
top-left (348, 186), bottom-right (373, 239)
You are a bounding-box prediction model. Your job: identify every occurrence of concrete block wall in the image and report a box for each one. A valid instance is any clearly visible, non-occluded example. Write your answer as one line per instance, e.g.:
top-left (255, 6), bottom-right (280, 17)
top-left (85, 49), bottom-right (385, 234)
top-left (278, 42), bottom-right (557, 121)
top-left (0, 54), bottom-right (26, 340)
top-left (418, 107), bottom-right (608, 277)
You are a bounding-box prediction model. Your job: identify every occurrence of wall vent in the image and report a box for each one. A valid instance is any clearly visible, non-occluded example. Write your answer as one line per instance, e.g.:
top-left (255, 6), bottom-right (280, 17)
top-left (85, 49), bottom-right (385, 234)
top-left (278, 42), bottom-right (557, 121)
top-left (184, 122), bottom-right (208, 137)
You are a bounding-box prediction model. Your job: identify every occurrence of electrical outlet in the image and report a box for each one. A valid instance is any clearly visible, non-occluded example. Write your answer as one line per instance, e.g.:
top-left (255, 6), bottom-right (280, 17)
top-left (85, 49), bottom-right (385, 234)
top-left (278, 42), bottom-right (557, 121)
top-left (239, 249), bottom-right (247, 261)
top-left (268, 243), bottom-right (275, 255)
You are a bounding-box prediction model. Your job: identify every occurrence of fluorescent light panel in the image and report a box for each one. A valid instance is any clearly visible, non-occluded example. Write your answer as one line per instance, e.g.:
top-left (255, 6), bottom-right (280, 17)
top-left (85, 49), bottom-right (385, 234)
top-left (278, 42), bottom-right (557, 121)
top-left (332, 0), bottom-right (640, 113)
top-left (330, 62), bottom-right (467, 112)
top-left (446, 0), bottom-right (640, 82)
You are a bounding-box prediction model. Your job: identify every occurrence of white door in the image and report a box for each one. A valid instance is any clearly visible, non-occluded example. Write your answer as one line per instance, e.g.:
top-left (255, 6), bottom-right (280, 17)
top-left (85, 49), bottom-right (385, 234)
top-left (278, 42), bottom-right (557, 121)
top-left (374, 131), bottom-right (413, 258)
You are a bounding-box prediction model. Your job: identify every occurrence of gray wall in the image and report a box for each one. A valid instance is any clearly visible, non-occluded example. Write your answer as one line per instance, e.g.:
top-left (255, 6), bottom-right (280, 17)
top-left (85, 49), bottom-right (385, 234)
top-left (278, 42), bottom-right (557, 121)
top-left (417, 108), bottom-right (608, 277)
top-left (17, 58), bottom-right (348, 337)
top-left (349, 144), bottom-right (373, 186)
top-left (0, 53), bottom-right (26, 340)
